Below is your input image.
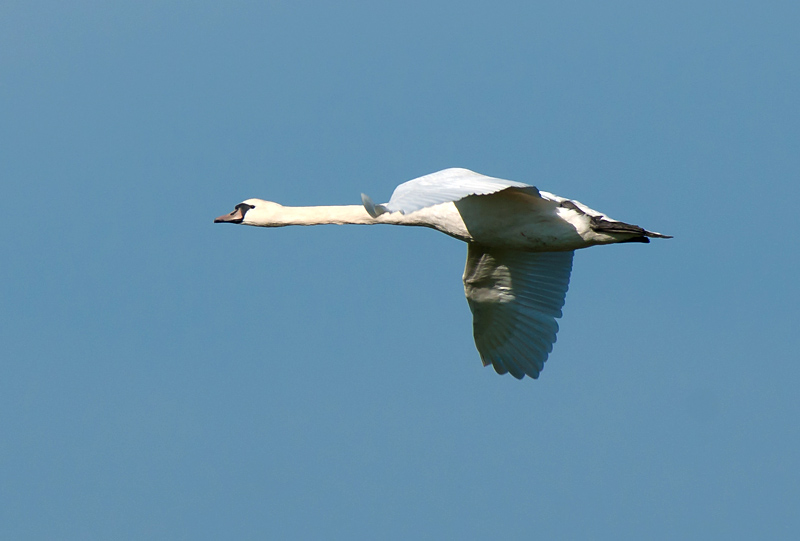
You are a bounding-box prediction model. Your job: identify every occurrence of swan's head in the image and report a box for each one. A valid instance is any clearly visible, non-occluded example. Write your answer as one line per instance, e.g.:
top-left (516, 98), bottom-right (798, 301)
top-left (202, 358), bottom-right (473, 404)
top-left (214, 198), bottom-right (284, 226)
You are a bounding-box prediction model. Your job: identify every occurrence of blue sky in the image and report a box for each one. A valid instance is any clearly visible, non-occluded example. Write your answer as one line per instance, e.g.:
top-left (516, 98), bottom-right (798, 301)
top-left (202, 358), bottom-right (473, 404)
top-left (2, 1), bottom-right (799, 538)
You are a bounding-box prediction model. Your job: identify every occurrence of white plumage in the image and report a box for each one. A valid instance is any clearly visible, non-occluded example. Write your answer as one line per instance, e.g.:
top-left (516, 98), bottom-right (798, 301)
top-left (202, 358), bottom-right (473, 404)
top-left (363, 168), bottom-right (533, 216)
top-left (215, 168), bottom-right (670, 379)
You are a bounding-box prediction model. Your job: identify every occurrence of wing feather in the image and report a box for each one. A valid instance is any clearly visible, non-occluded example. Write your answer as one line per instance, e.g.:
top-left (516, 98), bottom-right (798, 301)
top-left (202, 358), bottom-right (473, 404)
top-left (463, 245), bottom-right (574, 379)
top-left (366, 168), bottom-right (536, 216)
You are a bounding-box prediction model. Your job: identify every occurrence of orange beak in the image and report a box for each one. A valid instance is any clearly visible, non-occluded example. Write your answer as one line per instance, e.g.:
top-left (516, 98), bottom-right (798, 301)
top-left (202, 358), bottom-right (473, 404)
top-left (214, 207), bottom-right (245, 224)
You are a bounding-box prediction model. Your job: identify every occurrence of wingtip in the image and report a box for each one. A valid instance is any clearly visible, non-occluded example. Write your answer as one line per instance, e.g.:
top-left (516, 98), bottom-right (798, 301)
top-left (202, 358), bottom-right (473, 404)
top-left (361, 193), bottom-right (389, 218)
top-left (361, 193), bottom-right (379, 218)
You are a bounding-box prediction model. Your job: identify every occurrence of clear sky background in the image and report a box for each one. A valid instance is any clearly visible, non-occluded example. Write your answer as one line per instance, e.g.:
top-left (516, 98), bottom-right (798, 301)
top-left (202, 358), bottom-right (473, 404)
top-left (2, 1), bottom-right (799, 539)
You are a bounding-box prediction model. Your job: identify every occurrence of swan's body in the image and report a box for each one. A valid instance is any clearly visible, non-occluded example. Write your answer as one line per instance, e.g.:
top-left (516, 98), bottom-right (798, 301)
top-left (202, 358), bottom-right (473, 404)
top-left (215, 168), bottom-right (670, 380)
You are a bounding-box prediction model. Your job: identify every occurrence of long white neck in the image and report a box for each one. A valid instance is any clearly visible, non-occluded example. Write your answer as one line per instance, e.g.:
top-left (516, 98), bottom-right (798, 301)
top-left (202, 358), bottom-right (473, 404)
top-left (244, 201), bottom-right (471, 241)
top-left (263, 205), bottom-right (410, 226)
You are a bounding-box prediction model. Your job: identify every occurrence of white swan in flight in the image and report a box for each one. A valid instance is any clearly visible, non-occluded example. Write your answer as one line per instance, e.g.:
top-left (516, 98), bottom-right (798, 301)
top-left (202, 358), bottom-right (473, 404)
top-left (214, 168), bottom-right (670, 380)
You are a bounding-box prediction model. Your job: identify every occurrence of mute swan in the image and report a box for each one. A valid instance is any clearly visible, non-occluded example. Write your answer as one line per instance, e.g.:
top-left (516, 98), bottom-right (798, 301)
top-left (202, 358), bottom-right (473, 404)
top-left (214, 168), bottom-right (670, 379)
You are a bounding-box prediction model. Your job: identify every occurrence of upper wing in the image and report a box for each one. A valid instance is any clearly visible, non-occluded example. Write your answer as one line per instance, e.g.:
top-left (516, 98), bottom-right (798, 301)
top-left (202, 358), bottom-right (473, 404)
top-left (463, 244), bottom-right (574, 379)
top-left (362, 168), bottom-right (536, 217)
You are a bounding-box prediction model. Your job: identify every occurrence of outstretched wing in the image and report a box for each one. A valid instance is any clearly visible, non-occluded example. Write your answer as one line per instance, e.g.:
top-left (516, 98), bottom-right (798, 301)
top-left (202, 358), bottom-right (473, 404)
top-left (362, 168), bottom-right (536, 217)
top-left (463, 244), bottom-right (574, 379)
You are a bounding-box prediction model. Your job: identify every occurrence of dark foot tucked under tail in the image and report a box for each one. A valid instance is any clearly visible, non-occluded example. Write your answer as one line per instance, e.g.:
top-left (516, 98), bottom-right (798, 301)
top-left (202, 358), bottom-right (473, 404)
top-left (589, 216), bottom-right (672, 240)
